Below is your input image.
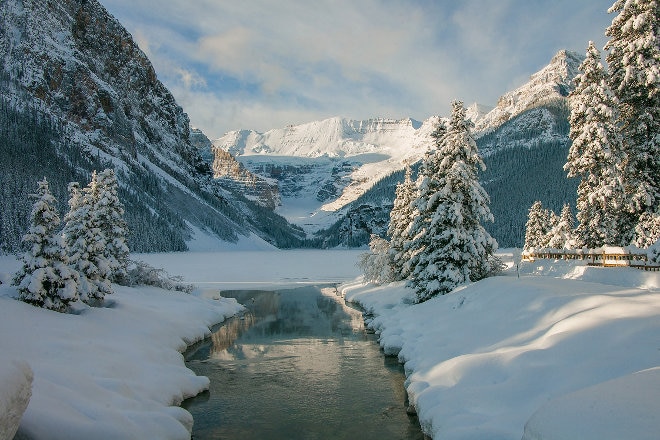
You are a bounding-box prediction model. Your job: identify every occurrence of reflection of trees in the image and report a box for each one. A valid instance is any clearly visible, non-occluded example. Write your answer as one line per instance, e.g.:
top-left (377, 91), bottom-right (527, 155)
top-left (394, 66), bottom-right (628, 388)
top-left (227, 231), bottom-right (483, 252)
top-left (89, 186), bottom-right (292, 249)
top-left (209, 290), bottom-right (281, 357)
top-left (210, 314), bottom-right (256, 356)
top-left (319, 287), bottom-right (365, 334)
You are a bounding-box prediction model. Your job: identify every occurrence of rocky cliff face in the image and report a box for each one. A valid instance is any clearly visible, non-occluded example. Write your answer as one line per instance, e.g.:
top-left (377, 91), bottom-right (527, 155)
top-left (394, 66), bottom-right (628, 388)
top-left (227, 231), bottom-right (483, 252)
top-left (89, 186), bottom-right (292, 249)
top-left (1, 0), bottom-right (205, 174)
top-left (212, 148), bottom-right (280, 209)
top-left (0, 0), bottom-right (304, 251)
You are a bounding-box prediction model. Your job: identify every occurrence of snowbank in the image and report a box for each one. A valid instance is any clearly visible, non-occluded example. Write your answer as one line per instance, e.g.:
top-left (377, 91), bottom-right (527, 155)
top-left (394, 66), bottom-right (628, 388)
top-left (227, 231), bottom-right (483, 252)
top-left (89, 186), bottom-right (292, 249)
top-left (523, 367), bottom-right (660, 440)
top-left (342, 261), bottom-right (660, 439)
top-left (0, 258), bottom-right (244, 440)
top-left (0, 360), bottom-right (32, 440)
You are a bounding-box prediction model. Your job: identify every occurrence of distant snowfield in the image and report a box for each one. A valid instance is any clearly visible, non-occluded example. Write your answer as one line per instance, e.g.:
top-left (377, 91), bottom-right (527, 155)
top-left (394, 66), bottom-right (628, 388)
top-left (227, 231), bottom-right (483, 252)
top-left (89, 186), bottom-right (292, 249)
top-left (1, 250), bottom-right (658, 439)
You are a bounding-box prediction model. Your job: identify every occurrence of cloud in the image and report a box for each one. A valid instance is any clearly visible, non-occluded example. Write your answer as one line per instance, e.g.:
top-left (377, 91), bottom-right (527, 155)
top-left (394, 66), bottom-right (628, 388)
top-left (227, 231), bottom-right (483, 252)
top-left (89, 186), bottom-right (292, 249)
top-left (100, 0), bottom-right (615, 139)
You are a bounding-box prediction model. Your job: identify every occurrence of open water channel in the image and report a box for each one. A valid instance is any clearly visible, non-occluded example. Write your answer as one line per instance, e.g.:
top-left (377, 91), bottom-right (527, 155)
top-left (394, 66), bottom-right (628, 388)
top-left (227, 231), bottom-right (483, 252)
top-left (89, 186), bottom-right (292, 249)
top-left (182, 285), bottom-right (425, 439)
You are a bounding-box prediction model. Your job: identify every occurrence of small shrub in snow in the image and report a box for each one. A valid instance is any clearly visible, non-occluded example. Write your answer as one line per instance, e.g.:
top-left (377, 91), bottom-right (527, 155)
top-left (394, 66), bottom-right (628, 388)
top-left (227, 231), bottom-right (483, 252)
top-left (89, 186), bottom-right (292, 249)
top-left (123, 260), bottom-right (194, 293)
top-left (358, 235), bottom-right (393, 285)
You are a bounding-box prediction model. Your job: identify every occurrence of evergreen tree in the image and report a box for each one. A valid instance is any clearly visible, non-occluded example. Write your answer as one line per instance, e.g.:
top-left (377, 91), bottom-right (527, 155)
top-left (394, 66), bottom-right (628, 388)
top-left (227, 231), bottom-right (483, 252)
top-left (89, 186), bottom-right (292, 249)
top-left (63, 172), bottom-right (112, 303)
top-left (524, 201), bottom-right (550, 250)
top-left (635, 212), bottom-right (660, 248)
top-left (548, 204), bottom-right (576, 249)
top-left (566, 41), bottom-right (628, 247)
top-left (545, 210), bottom-right (560, 248)
top-left (95, 169), bottom-right (129, 282)
top-left (407, 101), bottom-right (498, 302)
top-left (13, 178), bottom-right (79, 312)
top-left (605, 0), bottom-right (660, 246)
top-left (387, 164), bottom-right (417, 281)
top-left (404, 121), bottom-right (446, 284)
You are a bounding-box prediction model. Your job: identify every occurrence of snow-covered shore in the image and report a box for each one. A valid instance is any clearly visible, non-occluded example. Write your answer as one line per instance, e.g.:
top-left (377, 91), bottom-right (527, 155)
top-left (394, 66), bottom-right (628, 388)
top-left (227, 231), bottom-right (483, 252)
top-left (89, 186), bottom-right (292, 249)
top-left (341, 254), bottom-right (660, 440)
top-left (0, 255), bottom-right (244, 440)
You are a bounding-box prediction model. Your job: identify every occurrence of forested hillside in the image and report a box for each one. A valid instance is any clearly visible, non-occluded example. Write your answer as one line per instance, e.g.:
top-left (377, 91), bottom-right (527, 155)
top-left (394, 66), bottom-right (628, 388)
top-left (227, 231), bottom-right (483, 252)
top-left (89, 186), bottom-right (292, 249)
top-left (479, 100), bottom-right (578, 246)
top-left (0, 0), bottom-right (304, 253)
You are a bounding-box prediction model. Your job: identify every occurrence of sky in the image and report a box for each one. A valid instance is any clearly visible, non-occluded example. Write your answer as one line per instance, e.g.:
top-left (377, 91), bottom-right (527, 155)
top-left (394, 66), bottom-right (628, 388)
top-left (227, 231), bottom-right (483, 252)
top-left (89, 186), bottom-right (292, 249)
top-left (99, 0), bottom-right (616, 139)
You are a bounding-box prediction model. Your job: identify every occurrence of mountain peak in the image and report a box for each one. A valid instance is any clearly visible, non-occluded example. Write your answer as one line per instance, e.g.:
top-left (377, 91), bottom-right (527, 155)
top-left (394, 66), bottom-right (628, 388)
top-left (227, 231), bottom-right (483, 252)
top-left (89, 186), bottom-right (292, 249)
top-left (474, 49), bottom-right (584, 133)
top-left (466, 103), bottom-right (494, 124)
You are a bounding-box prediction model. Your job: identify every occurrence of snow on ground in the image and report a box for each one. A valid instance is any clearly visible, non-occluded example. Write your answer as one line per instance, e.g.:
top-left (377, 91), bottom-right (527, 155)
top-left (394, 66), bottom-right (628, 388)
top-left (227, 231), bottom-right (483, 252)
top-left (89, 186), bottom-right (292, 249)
top-left (341, 253), bottom-right (660, 440)
top-left (2, 247), bottom-right (658, 440)
top-left (0, 360), bottom-right (32, 440)
top-left (0, 255), bottom-right (244, 439)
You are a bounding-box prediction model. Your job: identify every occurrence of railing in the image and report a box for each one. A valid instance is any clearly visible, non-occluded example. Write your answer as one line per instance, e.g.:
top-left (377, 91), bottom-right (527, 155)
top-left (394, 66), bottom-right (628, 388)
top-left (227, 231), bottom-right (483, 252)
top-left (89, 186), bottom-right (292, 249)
top-left (522, 249), bottom-right (660, 271)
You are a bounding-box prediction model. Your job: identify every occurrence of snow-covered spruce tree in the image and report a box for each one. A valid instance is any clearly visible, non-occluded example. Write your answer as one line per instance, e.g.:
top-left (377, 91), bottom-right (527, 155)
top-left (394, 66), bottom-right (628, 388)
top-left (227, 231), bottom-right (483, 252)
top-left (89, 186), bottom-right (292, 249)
top-left (566, 41), bottom-right (628, 248)
top-left (387, 164), bottom-right (417, 281)
top-left (547, 204), bottom-right (576, 249)
top-left (94, 169), bottom-right (129, 283)
top-left (62, 182), bottom-right (95, 303)
top-left (63, 172), bottom-right (112, 303)
top-left (13, 178), bottom-right (79, 312)
top-left (358, 234), bottom-right (393, 284)
top-left (635, 212), bottom-right (660, 248)
top-left (523, 201), bottom-right (550, 250)
top-left (605, 0), bottom-right (660, 247)
top-left (544, 210), bottom-right (560, 248)
top-left (407, 101), bottom-right (498, 302)
top-left (404, 120), bottom-right (446, 282)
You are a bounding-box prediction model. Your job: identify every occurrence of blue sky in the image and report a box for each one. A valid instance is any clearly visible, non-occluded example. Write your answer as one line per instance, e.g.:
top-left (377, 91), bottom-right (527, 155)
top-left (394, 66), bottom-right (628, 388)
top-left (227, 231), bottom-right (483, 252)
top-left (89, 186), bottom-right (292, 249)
top-left (100, 0), bottom-right (616, 139)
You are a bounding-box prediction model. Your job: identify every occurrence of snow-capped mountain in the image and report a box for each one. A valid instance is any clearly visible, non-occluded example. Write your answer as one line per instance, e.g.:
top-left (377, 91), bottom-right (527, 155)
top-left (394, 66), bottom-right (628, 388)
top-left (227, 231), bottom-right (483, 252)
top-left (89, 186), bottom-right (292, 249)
top-left (215, 50), bottom-right (583, 246)
top-left (214, 116), bottom-right (441, 231)
top-left (0, 0), bottom-right (304, 252)
top-left (217, 117), bottom-right (426, 158)
top-left (474, 50), bottom-right (583, 134)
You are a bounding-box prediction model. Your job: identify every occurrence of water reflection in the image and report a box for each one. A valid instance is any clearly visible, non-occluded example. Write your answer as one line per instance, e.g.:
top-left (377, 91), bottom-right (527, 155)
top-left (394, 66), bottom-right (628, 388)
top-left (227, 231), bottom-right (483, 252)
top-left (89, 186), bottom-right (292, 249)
top-left (183, 285), bottom-right (424, 440)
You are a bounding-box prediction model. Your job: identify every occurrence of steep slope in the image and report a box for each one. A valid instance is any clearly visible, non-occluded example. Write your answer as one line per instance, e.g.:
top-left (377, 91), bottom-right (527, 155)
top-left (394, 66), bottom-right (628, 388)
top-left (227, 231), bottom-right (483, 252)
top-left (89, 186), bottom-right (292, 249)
top-left (474, 50), bottom-right (583, 135)
top-left (0, 0), bottom-right (304, 252)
